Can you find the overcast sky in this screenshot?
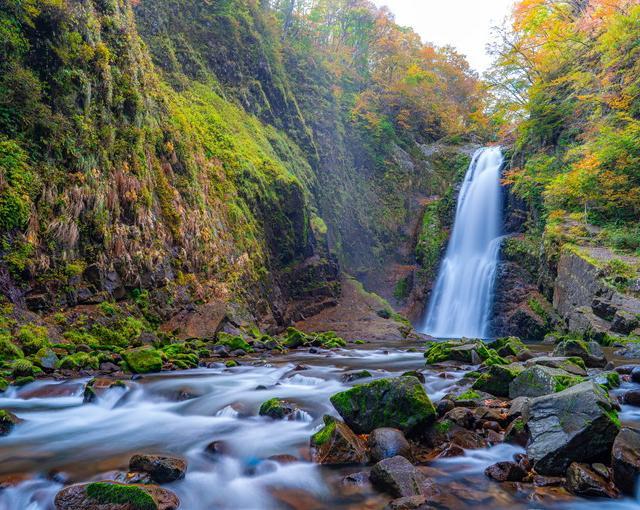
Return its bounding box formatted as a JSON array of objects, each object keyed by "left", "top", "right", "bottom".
[{"left": 372, "top": 0, "right": 516, "bottom": 73}]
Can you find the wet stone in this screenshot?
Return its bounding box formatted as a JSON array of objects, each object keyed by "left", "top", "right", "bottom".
[
  {"left": 370, "top": 456, "right": 427, "bottom": 498},
  {"left": 612, "top": 427, "right": 640, "bottom": 496},
  {"left": 485, "top": 461, "right": 527, "bottom": 482},
  {"left": 565, "top": 462, "right": 619, "bottom": 499},
  {"left": 368, "top": 428, "right": 412, "bottom": 462},
  {"left": 128, "top": 455, "right": 187, "bottom": 484}
]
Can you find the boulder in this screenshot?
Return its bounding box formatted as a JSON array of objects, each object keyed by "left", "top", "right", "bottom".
[
  {"left": 611, "top": 310, "right": 639, "bottom": 335},
  {"left": 128, "top": 455, "right": 187, "bottom": 484},
  {"left": 0, "top": 409, "right": 22, "bottom": 436},
  {"left": 553, "top": 339, "right": 606, "bottom": 368},
  {"left": 524, "top": 382, "right": 620, "bottom": 475},
  {"left": 472, "top": 364, "right": 523, "bottom": 397},
  {"left": 484, "top": 461, "right": 527, "bottom": 482},
  {"left": 631, "top": 366, "right": 640, "bottom": 384},
  {"left": 612, "top": 427, "right": 640, "bottom": 495},
  {"left": 509, "top": 365, "right": 583, "bottom": 399},
  {"left": 565, "top": 462, "right": 618, "bottom": 499},
  {"left": 383, "top": 495, "right": 436, "bottom": 510},
  {"left": 524, "top": 356, "right": 587, "bottom": 376},
  {"left": 424, "top": 340, "right": 505, "bottom": 366},
  {"left": 310, "top": 416, "right": 368, "bottom": 464},
  {"left": 368, "top": 428, "right": 412, "bottom": 462},
  {"left": 504, "top": 417, "right": 527, "bottom": 446},
  {"left": 54, "top": 482, "right": 179, "bottom": 510},
  {"left": 330, "top": 377, "right": 436, "bottom": 435},
  {"left": 258, "top": 398, "right": 300, "bottom": 420},
  {"left": 122, "top": 348, "right": 162, "bottom": 374},
  {"left": 443, "top": 407, "right": 475, "bottom": 429},
  {"left": 370, "top": 456, "right": 427, "bottom": 498}
]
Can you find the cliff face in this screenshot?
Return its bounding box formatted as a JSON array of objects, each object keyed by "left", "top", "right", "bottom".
[{"left": 1, "top": 0, "right": 484, "bottom": 328}]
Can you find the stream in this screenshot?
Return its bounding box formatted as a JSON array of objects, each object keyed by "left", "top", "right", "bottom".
[{"left": 1, "top": 347, "right": 639, "bottom": 509}]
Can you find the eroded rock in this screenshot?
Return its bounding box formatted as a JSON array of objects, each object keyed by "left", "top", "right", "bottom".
[{"left": 128, "top": 455, "right": 187, "bottom": 484}]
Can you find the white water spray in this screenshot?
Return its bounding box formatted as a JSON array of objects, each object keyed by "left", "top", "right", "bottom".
[{"left": 421, "top": 147, "right": 504, "bottom": 339}]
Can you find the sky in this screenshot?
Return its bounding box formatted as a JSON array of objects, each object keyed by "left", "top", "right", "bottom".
[{"left": 372, "top": 0, "right": 516, "bottom": 73}]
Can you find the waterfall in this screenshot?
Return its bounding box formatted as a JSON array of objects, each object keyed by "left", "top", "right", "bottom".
[{"left": 421, "top": 147, "right": 504, "bottom": 339}]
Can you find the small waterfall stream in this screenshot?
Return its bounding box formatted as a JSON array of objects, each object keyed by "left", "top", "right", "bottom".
[{"left": 421, "top": 147, "right": 504, "bottom": 339}]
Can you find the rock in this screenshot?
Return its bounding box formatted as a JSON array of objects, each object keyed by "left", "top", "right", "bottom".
[
  {"left": 553, "top": 339, "right": 606, "bottom": 368},
  {"left": 443, "top": 407, "right": 475, "bottom": 429},
  {"left": 472, "top": 364, "right": 523, "bottom": 397},
  {"left": 436, "top": 399, "right": 454, "bottom": 417},
  {"left": 631, "top": 366, "right": 640, "bottom": 384},
  {"left": 524, "top": 356, "right": 587, "bottom": 376},
  {"left": 34, "top": 348, "right": 59, "bottom": 370},
  {"left": 438, "top": 444, "right": 465, "bottom": 458},
  {"left": 159, "top": 301, "right": 227, "bottom": 341},
  {"left": 128, "top": 455, "right": 187, "bottom": 484},
  {"left": 329, "top": 377, "right": 436, "bottom": 435},
  {"left": 401, "top": 371, "right": 425, "bottom": 383},
  {"left": 533, "top": 475, "right": 565, "bottom": 487},
  {"left": 0, "top": 410, "right": 22, "bottom": 435},
  {"left": 204, "top": 440, "right": 228, "bottom": 457},
  {"left": 368, "top": 428, "right": 412, "bottom": 462},
  {"left": 504, "top": 417, "right": 527, "bottom": 446},
  {"left": 611, "top": 310, "right": 639, "bottom": 335},
  {"left": 524, "top": 382, "right": 620, "bottom": 475},
  {"left": 369, "top": 456, "right": 427, "bottom": 498},
  {"left": 54, "top": 482, "right": 179, "bottom": 510},
  {"left": 258, "top": 398, "right": 300, "bottom": 420},
  {"left": 615, "top": 364, "right": 639, "bottom": 375},
  {"left": 622, "top": 390, "right": 640, "bottom": 407},
  {"left": 612, "top": 427, "right": 640, "bottom": 495},
  {"left": 341, "top": 370, "right": 372, "bottom": 382},
  {"left": 473, "top": 406, "right": 507, "bottom": 426},
  {"left": 384, "top": 495, "right": 436, "bottom": 510},
  {"left": 565, "top": 462, "right": 619, "bottom": 499},
  {"left": 509, "top": 365, "right": 582, "bottom": 399},
  {"left": 424, "top": 340, "right": 504, "bottom": 365},
  {"left": 310, "top": 416, "right": 368, "bottom": 464},
  {"left": 122, "top": 348, "right": 162, "bottom": 374},
  {"left": 484, "top": 461, "right": 527, "bottom": 482},
  {"left": 616, "top": 343, "right": 640, "bottom": 359},
  {"left": 508, "top": 396, "right": 530, "bottom": 419}
]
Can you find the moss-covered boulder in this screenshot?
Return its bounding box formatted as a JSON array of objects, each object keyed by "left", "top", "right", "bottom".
[
  {"left": 472, "top": 364, "right": 524, "bottom": 397},
  {"left": 33, "top": 347, "right": 60, "bottom": 370},
  {"left": 424, "top": 340, "right": 506, "bottom": 366},
  {"left": 123, "top": 347, "right": 163, "bottom": 374},
  {"left": 488, "top": 337, "right": 527, "bottom": 358},
  {"left": 56, "top": 352, "right": 99, "bottom": 371},
  {"left": 553, "top": 338, "right": 607, "bottom": 368},
  {"left": 329, "top": 377, "right": 436, "bottom": 435},
  {"left": 310, "top": 415, "right": 368, "bottom": 465},
  {"left": 54, "top": 481, "right": 180, "bottom": 510},
  {"left": 258, "top": 398, "right": 300, "bottom": 420},
  {"left": 215, "top": 333, "right": 253, "bottom": 353},
  {"left": 509, "top": 365, "right": 584, "bottom": 399},
  {"left": 524, "top": 356, "right": 587, "bottom": 376},
  {"left": 0, "top": 409, "right": 22, "bottom": 435}
]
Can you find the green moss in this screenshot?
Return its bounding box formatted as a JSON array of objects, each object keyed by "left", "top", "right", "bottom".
[
  {"left": 11, "top": 358, "right": 34, "bottom": 377},
  {"left": 56, "top": 352, "right": 99, "bottom": 370},
  {"left": 472, "top": 364, "right": 523, "bottom": 397},
  {"left": 311, "top": 417, "right": 336, "bottom": 446},
  {"left": 13, "top": 376, "right": 34, "bottom": 386},
  {"left": 457, "top": 389, "right": 481, "bottom": 400},
  {"left": 122, "top": 347, "right": 162, "bottom": 374},
  {"left": 434, "top": 419, "right": 453, "bottom": 434},
  {"left": 488, "top": 337, "right": 526, "bottom": 357},
  {"left": 225, "top": 360, "right": 238, "bottom": 368},
  {"left": 0, "top": 378, "right": 8, "bottom": 392},
  {"left": 85, "top": 482, "right": 156, "bottom": 510},
  {"left": 0, "top": 332, "right": 23, "bottom": 361},
  {"left": 216, "top": 333, "right": 253, "bottom": 353},
  {"left": 16, "top": 324, "right": 49, "bottom": 355},
  {"left": 606, "top": 371, "right": 621, "bottom": 388},
  {"left": 354, "top": 340, "right": 365, "bottom": 345}
]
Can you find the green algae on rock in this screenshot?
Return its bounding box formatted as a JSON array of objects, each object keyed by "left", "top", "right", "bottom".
[
  {"left": 329, "top": 376, "right": 435, "bottom": 435},
  {"left": 123, "top": 347, "right": 163, "bottom": 374}
]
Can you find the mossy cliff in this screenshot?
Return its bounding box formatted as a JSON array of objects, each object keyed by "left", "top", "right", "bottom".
[{"left": 0, "top": 0, "right": 486, "bottom": 333}]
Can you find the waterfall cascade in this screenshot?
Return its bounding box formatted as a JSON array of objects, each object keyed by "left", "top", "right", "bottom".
[{"left": 421, "top": 147, "right": 504, "bottom": 339}]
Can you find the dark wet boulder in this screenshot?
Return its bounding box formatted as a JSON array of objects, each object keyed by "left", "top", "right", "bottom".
[
  {"left": 310, "top": 415, "right": 368, "bottom": 465},
  {"left": 631, "top": 366, "right": 640, "bottom": 384},
  {"left": 524, "top": 382, "right": 620, "bottom": 476},
  {"left": 553, "top": 339, "right": 606, "bottom": 368},
  {"left": 488, "top": 337, "right": 527, "bottom": 358},
  {"left": 484, "top": 461, "right": 527, "bottom": 482},
  {"left": 370, "top": 456, "right": 427, "bottom": 498},
  {"left": 565, "top": 462, "right": 619, "bottom": 499},
  {"left": 258, "top": 398, "right": 300, "bottom": 420},
  {"left": 504, "top": 417, "right": 527, "bottom": 446},
  {"left": 341, "top": 370, "right": 372, "bottom": 382},
  {"left": 436, "top": 399, "right": 454, "bottom": 417},
  {"left": 329, "top": 377, "right": 436, "bottom": 436},
  {"left": 509, "top": 365, "right": 583, "bottom": 399},
  {"left": 368, "top": 428, "right": 412, "bottom": 462},
  {"left": 128, "top": 455, "right": 187, "bottom": 484},
  {"left": 54, "top": 482, "right": 179, "bottom": 510},
  {"left": 472, "top": 364, "right": 523, "bottom": 397},
  {"left": 612, "top": 427, "right": 640, "bottom": 495},
  {"left": 0, "top": 409, "right": 22, "bottom": 435},
  {"left": 443, "top": 407, "right": 475, "bottom": 429},
  {"left": 524, "top": 356, "right": 587, "bottom": 376}
]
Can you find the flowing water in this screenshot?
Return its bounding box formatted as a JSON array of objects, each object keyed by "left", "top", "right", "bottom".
[
  {"left": 1, "top": 348, "right": 639, "bottom": 509},
  {"left": 421, "top": 147, "right": 505, "bottom": 339}
]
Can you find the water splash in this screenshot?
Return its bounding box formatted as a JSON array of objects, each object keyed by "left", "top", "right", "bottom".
[{"left": 421, "top": 147, "right": 504, "bottom": 339}]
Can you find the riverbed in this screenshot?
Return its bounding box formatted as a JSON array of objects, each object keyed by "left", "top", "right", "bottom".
[{"left": 0, "top": 347, "right": 639, "bottom": 510}]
